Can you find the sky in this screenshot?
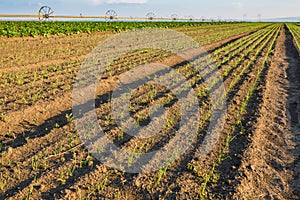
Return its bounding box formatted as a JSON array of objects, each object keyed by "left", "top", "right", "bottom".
[{"left": 0, "top": 0, "right": 299, "bottom": 20}]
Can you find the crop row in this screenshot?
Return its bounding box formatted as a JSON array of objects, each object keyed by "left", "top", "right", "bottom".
[
  {"left": 0, "top": 24, "right": 281, "bottom": 199},
  {"left": 194, "top": 23, "right": 269, "bottom": 45},
  {"left": 86, "top": 24, "right": 281, "bottom": 199},
  {"left": 197, "top": 25, "right": 281, "bottom": 199},
  {"left": 88, "top": 23, "right": 281, "bottom": 198},
  {"left": 0, "top": 21, "right": 251, "bottom": 38},
  {"left": 0, "top": 23, "right": 268, "bottom": 70},
  {"left": 0, "top": 24, "right": 277, "bottom": 145},
  {"left": 176, "top": 23, "right": 265, "bottom": 37},
  {"left": 0, "top": 24, "right": 270, "bottom": 115},
  {"left": 287, "top": 23, "right": 300, "bottom": 52},
  {"left": 128, "top": 24, "right": 281, "bottom": 199},
  {"left": 0, "top": 24, "right": 275, "bottom": 144},
  {"left": 59, "top": 24, "right": 280, "bottom": 198}
]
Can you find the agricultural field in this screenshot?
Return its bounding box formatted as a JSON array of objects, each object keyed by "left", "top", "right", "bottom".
[{"left": 0, "top": 21, "right": 300, "bottom": 200}]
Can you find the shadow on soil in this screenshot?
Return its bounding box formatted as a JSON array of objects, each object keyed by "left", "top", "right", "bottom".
[
  {"left": 1, "top": 28, "right": 269, "bottom": 199},
  {"left": 209, "top": 27, "right": 280, "bottom": 197},
  {"left": 210, "top": 24, "right": 300, "bottom": 199},
  {"left": 285, "top": 25, "right": 300, "bottom": 198}
]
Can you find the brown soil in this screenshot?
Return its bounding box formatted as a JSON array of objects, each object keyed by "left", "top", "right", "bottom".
[
  {"left": 3, "top": 24, "right": 300, "bottom": 200},
  {"left": 211, "top": 25, "right": 300, "bottom": 199}
]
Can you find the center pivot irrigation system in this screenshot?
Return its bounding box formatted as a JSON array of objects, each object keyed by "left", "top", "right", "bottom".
[{"left": 0, "top": 6, "right": 207, "bottom": 22}]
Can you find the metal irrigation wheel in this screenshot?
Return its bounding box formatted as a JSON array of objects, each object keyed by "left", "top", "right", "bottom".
[
  {"left": 146, "top": 12, "right": 156, "bottom": 20},
  {"left": 38, "top": 6, "right": 55, "bottom": 22},
  {"left": 171, "top": 14, "right": 178, "bottom": 21},
  {"left": 105, "top": 10, "right": 118, "bottom": 21},
  {"left": 188, "top": 15, "right": 194, "bottom": 21}
]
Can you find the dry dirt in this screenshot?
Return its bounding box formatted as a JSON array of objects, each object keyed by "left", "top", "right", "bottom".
[
  {"left": 212, "top": 25, "right": 300, "bottom": 200},
  {"left": 235, "top": 25, "right": 300, "bottom": 200},
  {"left": 1, "top": 24, "right": 300, "bottom": 200}
]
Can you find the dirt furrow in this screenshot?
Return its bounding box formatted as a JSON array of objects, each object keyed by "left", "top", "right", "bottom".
[
  {"left": 34, "top": 29, "right": 270, "bottom": 200},
  {"left": 230, "top": 25, "right": 300, "bottom": 199},
  {"left": 0, "top": 24, "right": 277, "bottom": 199},
  {"left": 0, "top": 27, "right": 262, "bottom": 138}
]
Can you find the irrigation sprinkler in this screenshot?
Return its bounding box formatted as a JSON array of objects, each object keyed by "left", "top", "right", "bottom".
[
  {"left": 188, "top": 15, "right": 194, "bottom": 21},
  {"left": 171, "top": 14, "right": 179, "bottom": 21},
  {"left": 0, "top": 6, "right": 205, "bottom": 22},
  {"left": 257, "top": 14, "right": 262, "bottom": 22},
  {"left": 243, "top": 14, "right": 247, "bottom": 22},
  {"left": 105, "top": 10, "right": 118, "bottom": 21},
  {"left": 146, "top": 12, "right": 156, "bottom": 20},
  {"left": 38, "top": 6, "right": 55, "bottom": 22}
]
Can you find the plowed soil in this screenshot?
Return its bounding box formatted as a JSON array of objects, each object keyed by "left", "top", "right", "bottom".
[
  {"left": 1, "top": 24, "right": 300, "bottom": 200},
  {"left": 212, "top": 25, "right": 300, "bottom": 200},
  {"left": 232, "top": 25, "right": 300, "bottom": 199}
]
